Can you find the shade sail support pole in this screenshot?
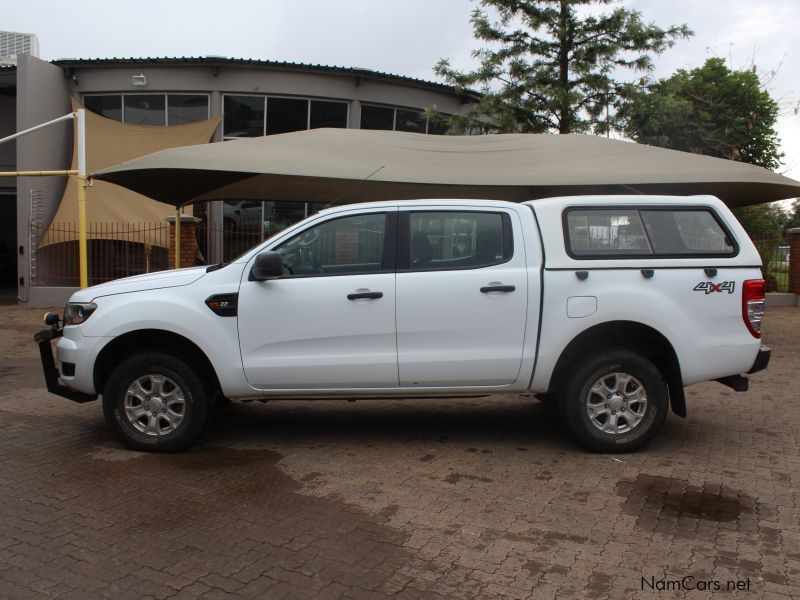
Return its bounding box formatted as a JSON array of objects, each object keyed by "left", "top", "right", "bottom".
[
  {"left": 0, "top": 113, "right": 76, "bottom": 146},
  {"left": 76, "top": 109, "right": 89, "bottom": 288},
  {"left": 0, "top": 170, "right": 78, "bottom": 177},
  {"left": 175, "top": 208, "right": 181, "bottom": 269}
]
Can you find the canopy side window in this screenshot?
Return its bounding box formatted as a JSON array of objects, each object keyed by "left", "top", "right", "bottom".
[{"left": 564, "top": 207, "right": 738, "bottom": 259}]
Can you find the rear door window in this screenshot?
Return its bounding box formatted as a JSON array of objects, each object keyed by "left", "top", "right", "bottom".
[{"left": 406, "top": 211, "right": 512, "bottom": 271}]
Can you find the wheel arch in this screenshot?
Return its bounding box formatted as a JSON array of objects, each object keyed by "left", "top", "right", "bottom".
[
  {"left": 93, "top": 329, "right": 222, "bottom": 397},
  {"left": 548, "top": 320, "right": 686, "bottom": 417}
]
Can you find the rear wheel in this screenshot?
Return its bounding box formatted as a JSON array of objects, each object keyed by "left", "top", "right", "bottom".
[
  {"left": 102, "top": 352, "right": 210, "bottom": 452},
  {"left": 561, "top": 349, "right": 667, "bottom": 453}
]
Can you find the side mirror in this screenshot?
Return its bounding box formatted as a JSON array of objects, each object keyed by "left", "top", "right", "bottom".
[{"left": 250, "top": 251, "right": 283, "bottom": 281}]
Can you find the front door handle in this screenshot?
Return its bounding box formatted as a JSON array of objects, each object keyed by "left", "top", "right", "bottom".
[
  {"left": 480, "top": 285, "right": 515, "bottom": 293},
  {"left": 347, "top": 291, "right": 383, "bottom": 300}
]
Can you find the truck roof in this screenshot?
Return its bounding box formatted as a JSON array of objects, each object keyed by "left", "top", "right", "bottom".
[{"left": 317, "top": 194, "right": 728, "bottom": 215}]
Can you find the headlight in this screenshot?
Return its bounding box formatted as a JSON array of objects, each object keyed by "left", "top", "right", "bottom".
[{"left": 64, "top": 302, "right": 97, "bottom": 325}]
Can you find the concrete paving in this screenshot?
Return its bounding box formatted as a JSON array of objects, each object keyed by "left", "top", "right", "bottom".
[{"left": 1, "top": 305, "right": 798, "bottom": 599}]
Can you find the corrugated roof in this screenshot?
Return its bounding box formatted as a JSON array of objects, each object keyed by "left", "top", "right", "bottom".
[{"left": 51, "top": 56, "right": 480, "bottom": 99}]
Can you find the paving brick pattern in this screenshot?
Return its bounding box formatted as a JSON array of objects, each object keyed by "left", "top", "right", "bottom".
[{"left": 1, "top": 305, "right": 799, "bottom": 599}]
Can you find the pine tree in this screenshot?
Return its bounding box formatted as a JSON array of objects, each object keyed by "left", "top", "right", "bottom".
[{"left": 434, "top": 0, "right": 691, "bottom": 134}]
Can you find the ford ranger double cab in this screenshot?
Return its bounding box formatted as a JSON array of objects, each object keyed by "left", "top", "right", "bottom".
[{"left": 35, "top": 195, "right": 770, "bottom": 453}]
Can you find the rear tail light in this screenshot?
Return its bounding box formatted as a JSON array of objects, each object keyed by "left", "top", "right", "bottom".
[{"left": 742, "top": 279, "right": 765, "bottom": 338}]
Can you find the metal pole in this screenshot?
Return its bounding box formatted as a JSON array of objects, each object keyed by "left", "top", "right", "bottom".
[
  {"left": 0, "top": 170, "right": 78, "bottom": 177},
  {"left": 76, "top": 109, "right": 89, "bottom": 288},
  {"left": 0, "top": 113, "right": 76, "bottom": 146},
  {"left": 175, "top": 209, "right": 181, "bottom": 269},
  {"left": 0, "top": 110, "right": 88, "bottom": 287}
]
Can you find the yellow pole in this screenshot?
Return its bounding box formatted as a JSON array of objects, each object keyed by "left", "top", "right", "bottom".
[
  {"left": 0, "top": 170, "right": 78, "bottom": 177},
  {"left": 76, "top": 109, "right": 88, "bottom": 288},
  {"left": 77, "top": 176, "right": 89, "bottom": 288},
  {"left": 175, "top": 209, "right": 181, "bottom": 269}
]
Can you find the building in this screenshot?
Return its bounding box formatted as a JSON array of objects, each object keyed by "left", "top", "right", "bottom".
[
  {"left": 0, "top": 30, "right": 40, "bottom": 66},
  {"left": 0, "top": 55, "right": 479, "bottom": 305}
]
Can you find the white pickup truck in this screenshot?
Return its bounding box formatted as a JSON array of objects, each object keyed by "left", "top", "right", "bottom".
[{"left": 36, "top": 195, "right": 770, "bottom": 453}]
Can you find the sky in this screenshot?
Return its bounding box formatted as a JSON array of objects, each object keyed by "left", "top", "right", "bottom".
[{"left": 5, "top": 0, "right": 800, "bottom": 195}]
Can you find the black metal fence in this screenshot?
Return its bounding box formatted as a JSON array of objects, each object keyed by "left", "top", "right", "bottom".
[
  {"left": 750, "top": 235, "right": 789, "bottom": 292},
  {"left": 31, "top": 222, "right": 170, "bottom": 286}
]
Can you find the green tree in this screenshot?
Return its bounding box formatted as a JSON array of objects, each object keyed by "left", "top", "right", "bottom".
[
  {"left": 787, "top": 199, "right": 800, "bottom": 229},
  {"left": 622, "top": 57, "right": 783, "bottom": 170},
  {"left": 621, "top": 57, "right": 785, "bottom": 238},
  {"left": 434, "top": 0, "right": 691, "bottom": 134}
]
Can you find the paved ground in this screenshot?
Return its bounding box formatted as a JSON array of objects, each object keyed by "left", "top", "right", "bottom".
[{"left": 1, "top": 305, "right": 799, "bottom": 599}]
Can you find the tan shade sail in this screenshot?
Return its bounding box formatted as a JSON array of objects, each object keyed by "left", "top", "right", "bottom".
[
  {"left": 92, "top": 128, "right": 800, "bottom": 208},
  {"left": 40, "top": 100, "right": 221, "bottom": 247}
]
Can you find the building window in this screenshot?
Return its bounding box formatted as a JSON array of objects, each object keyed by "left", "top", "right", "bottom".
[
  {"left": 360, "top": 104, "right": 448, "bottom": 134},
  {"left": 223, "top": 95, "right": 349, "bottom": 139},
  {"left": 223, "top": 95, "right": 265, "bottom": 137},
  {"left": 168, "top": 94, "right": 211, "bottom": 125},
  {"left": 83, "top": 93, "right": 209, "bottom": 125},
  {"left": 310, "top": 100, "right": 348, "bottom": 129},
  {"left": 360, "top": 105, "right": 394, "bottom": 130},
  {"left": 267, "top": 97, "right": 308, "bottom": 135},
  {"left": 396, "top": 109, "right": 426, "bottom": 133},
  {"left": 84, "top": 95, "right": 122, "bottom": 121},
  {"left": 124, "top": 94, "right": 165, "bottom": 126}
]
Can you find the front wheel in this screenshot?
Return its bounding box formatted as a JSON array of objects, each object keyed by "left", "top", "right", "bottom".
[
  {"left": 561, "top": 349, "right": 667, "bottom": 453},
  {"left": 102, "top": 352, "right": 210, "bottom": 452}
]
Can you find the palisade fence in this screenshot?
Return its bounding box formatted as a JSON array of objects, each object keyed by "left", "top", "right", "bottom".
[
  {"left": 750, "top": 234, "right": 789, "bottom": 292},
  {"left": 30, "top": 222, "right": 171, "bottom": 286},
  {"left": 29, "top": 222, "right": 271, "bottom": 286},
  {"left": 195, "top": 223, "right": 266, "bottom": 264}
]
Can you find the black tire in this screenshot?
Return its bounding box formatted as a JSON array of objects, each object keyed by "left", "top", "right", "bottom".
[
  {"left": 102, "top": 352, "right": 210, "bottom": 452},
  {"left": 561, "top": 349, "right": 667, "bottom": 453}
]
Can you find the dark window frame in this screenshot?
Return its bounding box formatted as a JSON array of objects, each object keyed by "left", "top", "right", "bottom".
[
  {"left": 562, "top": 205, "right": 739, "bottom": 260},
  {"left": 397, "top": 210, "right": 514, "bottom": 272},
  {"left": 268, "top": 211, "right": 397, "bottom": 279}
]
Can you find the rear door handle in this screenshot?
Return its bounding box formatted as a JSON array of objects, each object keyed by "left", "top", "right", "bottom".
[
  {"left": 480, "top": 285, "right": 515, "bottom": 293},
  {"left": 347, "top": 291, "right": 383, "bottom": 300}
]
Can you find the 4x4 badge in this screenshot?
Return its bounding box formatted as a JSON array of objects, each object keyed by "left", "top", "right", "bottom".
[{"left": 693, "top": 281, "right": 735, "bottom": 294}]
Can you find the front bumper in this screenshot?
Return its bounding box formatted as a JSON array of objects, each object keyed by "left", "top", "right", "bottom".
[{"left": 34, "top": 328, "right": 97, "bottom": 403}]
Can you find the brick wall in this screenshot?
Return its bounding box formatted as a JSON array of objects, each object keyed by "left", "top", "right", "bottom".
[
  {"left": 789, "top": 229, "right": 800, "bottom": 295},
  {"left": 167, "top": 220, "right": 201, "bottom": 269}
]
